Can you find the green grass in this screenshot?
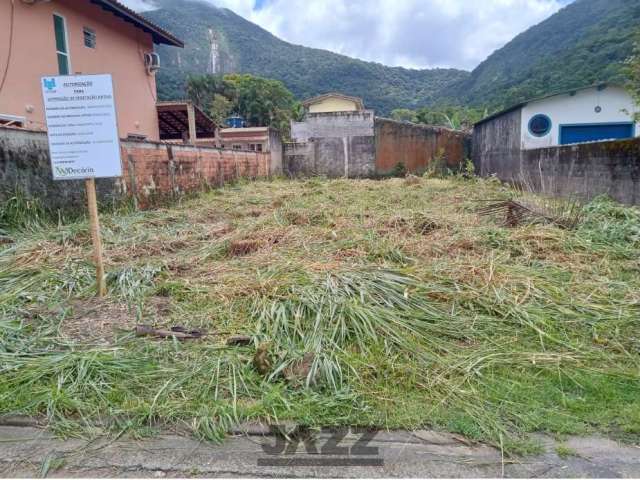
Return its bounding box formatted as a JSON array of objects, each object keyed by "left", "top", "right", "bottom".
[{"left": 0, "top": 177, "right": 639, "bottom": 454}]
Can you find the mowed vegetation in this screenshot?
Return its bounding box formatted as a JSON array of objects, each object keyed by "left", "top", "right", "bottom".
[{"left": 1, "top": 177, "right": 639, "bottom": 453}]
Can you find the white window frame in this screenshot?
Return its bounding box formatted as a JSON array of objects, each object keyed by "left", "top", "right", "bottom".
[{"left": 53, "top": 13, "right": 72, "bottom": 75}]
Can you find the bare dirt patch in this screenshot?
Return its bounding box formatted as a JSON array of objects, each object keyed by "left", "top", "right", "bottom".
[
  {"left": 61, "top": 299, "right": 133, "bottom": 345},
  {"left": 60, "top": 296, "right": 173, "bottom": 344}
]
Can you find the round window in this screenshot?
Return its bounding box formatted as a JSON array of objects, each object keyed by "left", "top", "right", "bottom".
[{"left": 528, "top": 114, "right": 552, "bottom": 137}]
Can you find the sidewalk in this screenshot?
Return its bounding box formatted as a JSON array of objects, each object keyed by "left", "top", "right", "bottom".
[{"left": 1, "top": 424, "right": 639, "bottom": 478}]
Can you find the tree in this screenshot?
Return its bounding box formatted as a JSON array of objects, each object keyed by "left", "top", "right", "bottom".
[
  {"left": 185, "top": 75, "right": 228, "bottom": 112},
  {"left": 390, "top": 109, "right": 418, "bottom": 123},
  {"left": 209, "top": 94, "right": 234, "bottom": 125},
  {"left": 232, "top": 75, "right": 296, "bottom": 134},
  {"left": 185, "top": 73, "right": 297, "bottom": 136},
  {"left": 414, "top": 105, "right": 485, "bottom": 131},
  {"left": 625, "top": 33, "right": 640, "bottom": 121}
]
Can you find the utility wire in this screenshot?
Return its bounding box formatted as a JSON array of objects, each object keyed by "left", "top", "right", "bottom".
[{"left": 0, "top": 0, "right": 15, "bottom": 95}]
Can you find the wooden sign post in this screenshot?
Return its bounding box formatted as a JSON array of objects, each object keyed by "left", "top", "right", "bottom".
[
  {"left": 41, "top": 74, "right": 123, "bottom": 297},
  {"left": 85, "top": 179, "right": 107, "bottom": 297}
]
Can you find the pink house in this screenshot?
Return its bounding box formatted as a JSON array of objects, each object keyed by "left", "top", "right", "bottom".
[{"left": 0, "top": 0, "right": 183, "bottom": 141}]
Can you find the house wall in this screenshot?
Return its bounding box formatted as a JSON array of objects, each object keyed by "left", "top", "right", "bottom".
[
  {"left": 0, "top": 126, "right": 270, "bottom": 211},
  {"left": 220, "top": 130, "right": 269, "bottom": 151},
  {"left": 521, "top": 86, "right": 639, "bottom": 150},
  {"left": 472, "top": 108, "right": 522, "bottom": 176},
  {"left": 0, "top": 0, "right": 160, "bottom": 140},
  {"left": 375, "top": 119, "right": 471, "bottom": 174},
  {"left": 219, "top": 128, "right": 283, "bottom": 175},
  {"left": 291, "top": 111, "right": 375, "bottom": 143},
  {"left": 307, "top": 97, "right": 360, "bottom": 114}
]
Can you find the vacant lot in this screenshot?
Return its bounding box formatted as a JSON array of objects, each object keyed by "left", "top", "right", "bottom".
[{"left": 1, "top": 177, "right": 639, "bottom": 453}]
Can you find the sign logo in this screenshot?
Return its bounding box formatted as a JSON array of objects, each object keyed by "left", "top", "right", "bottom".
[
  {"left": 55, "top": 166, "right": 96, "bottom": 177},
  {"left": 43, "top": 78, "right": 56, "bottom": 91}
]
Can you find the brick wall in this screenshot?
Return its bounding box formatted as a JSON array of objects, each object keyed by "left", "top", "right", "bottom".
[
  {"left": 121, "top": 141, "right": 270, "bottom": 207},
  {"left": 0, "top": 126, "right": 270, "bottom": 211}
]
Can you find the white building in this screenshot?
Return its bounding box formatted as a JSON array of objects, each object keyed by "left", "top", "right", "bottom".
[{"left": 475, "top": 84, "right": 639, "bottom": 151}]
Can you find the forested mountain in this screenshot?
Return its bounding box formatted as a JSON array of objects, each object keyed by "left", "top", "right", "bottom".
[
  {"left": 446, "top": 0, "right": 640, "bottom": 110},
  {"left": 142, "top": 0, "right": 468, "bottom": 114},
  {"left": 141, "top": 0, "right": 640, "bottom": 114}
]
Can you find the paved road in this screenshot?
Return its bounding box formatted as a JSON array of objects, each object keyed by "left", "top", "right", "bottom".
[{"left": 1, "top": 424, "right": 639, "bottom": 478}]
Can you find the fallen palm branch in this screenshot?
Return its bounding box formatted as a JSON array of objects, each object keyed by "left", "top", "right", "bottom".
[{"left": 476, "top": 198, "right": 582, "bottom": 229}]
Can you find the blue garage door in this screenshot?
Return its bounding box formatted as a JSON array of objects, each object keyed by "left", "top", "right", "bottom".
[{"left": 560, "top": 123, "right": 634, "bottom": 145}]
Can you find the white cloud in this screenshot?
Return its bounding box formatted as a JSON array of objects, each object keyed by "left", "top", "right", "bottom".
[{"left": 123, "top": 0, "right": 569, "bottom": 70}]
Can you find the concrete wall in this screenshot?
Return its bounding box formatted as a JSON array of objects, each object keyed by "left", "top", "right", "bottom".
[
  {"left": 472, "top": 108, "right": 522, "bottom": 177},
  {"left": 268, "top": 128, "right": 283, "bottom": 175},
  {"left": 521, "top": 86, "right": 639, "bottom": 150},
  {"left": 291, "top": 111, "right": 375, "bottom": 143},
  {"left": 283, "top": 142, "right": 315, "bottom": 177},
  {"left": 0, "top": 126, "right": 270, "bottom": 211},
  {"left": 475, "top": 133, "right": 640, "bottom": 205},
  {"left": 375, "top": 118, "right": 471, "bottom": 174},
  {"left": 0, "top": 0, "right": 162, "bottom": 140},
  {"left": 285, "top": 116, "right": 470, "bottom": 178},
  {"left": 283, "top": 137, "right": 375, "bottom": 178}
]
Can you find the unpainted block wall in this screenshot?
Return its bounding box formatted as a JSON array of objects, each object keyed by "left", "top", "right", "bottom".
[
  {"left": 283, "top": 142, "right": 316, "bottom": 177},
  {"left": 375, "top": 119, "right": 471, "bottom": 174},
  {"left": 518, "top": 139, "right": 640, "bottom": 205},
  {"left": 0, "top": 126, "right": 271, "bottom": 211},
  {"left": 291, "top": 111, "right": 375, "bottom": 142},
  {"left": 284, "top": 117, "right": 470, "bottom": 178},
  {"left": 471, "top": 109, "right": 522, "bottom": 177},
  {"left": 472, "top": 115, "right": 640, "bottom": 205},
  {"left": 284, "top": 137, "right": 376, "bottom": 178}
]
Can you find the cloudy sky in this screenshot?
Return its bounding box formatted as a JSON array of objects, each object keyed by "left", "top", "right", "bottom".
[{"left": 125, "top": 0, "right": 574, "bottom": 71}]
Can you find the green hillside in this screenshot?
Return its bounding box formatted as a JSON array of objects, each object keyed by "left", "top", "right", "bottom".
[
  {"left": 143, "top": 0, "right": 640, "bottom": 114},
  {"left": 448, "top": 0, "right": 640, "bottom": 110},
  {"left": 142, "top": 0, "right": 468, "bottom": 114}
]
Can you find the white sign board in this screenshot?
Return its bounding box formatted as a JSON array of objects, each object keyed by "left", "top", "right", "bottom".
[{"left": 41, "top": 74, "right": 122, "bottom": 180}]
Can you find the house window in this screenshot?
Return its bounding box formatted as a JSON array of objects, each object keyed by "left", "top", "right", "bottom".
[
  {"left": 249, "top": 144, "right": 256, "bottom": 151},
  {"left": 256, "top": 144, "right": 263, "bottom": 152},
  {"left": 53, "top": 14, "right": 70, "bottom": 75},
  {"left": 528, "top": 114, "right": 552, "bottom": 137},
  {"left": 232, "top": 144, "right": 242, "bottom": 150},
  {"left": 83, "top": 27, "right": 96, "bottom": 49}
]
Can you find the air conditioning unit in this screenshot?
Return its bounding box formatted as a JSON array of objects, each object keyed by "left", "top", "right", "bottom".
[{"left": 144, "top": 52, "right": 161, "bottom": 75}]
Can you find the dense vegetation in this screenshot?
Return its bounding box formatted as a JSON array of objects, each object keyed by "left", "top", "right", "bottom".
[
  {"left": 390, "top": 106, "right": 487, "bottom": 131},
  {"left": 446, "top": 0, "right": 640, "bottom": 110},
  {"left": 186, "top": 74, "right": 300, "bottom": 134},
  {"left": 143, "top": 0, "right": 640, "bottom": 116},
  {"left": 626, "top": 33, "right": 640, "bottom": 121}
]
